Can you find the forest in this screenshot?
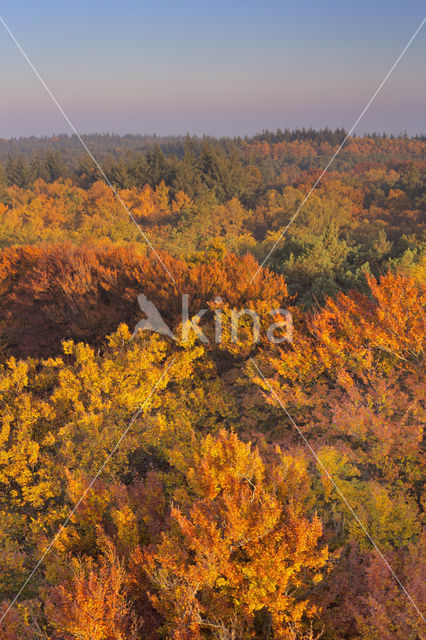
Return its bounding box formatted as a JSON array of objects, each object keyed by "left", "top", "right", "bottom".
[{"left": 0, "top": 129, "right": 424, "bottom": 640}]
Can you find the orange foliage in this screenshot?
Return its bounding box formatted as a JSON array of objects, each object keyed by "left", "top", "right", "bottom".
[
  {"left": 0, "top": 243, "right": 289, "bottom": 358},
  {"left": 45, "top": 547, "right": 139, "bottom": 640},
  {"left": 139, "top": 430, "right": 328, "bottom": 640}
]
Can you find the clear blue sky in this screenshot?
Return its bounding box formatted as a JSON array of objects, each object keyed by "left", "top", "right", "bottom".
[{"left": 0, "top": 0, "right": 425, "bottom": 138}]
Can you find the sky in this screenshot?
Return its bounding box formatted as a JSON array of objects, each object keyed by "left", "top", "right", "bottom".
[{"left": 0, "top": 0, "right": 425, "bottom": 139}]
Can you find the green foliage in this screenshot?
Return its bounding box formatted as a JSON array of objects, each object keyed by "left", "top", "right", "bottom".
[{"left": 0, "top": 131, "right": 424, "bottom": 640}]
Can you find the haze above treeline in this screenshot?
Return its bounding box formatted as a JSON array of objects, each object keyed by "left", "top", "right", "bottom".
[{"left": 1, "top": 127, "right": 425, "bottom": 158}]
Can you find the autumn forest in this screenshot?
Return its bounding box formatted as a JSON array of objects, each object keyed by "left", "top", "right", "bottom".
[{"left": 0, "top": 130, "right": 424, "bottom": 640}]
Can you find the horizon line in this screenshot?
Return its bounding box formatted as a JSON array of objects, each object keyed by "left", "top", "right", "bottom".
[{"left": 1, "top": 127, "right": 425, "bottom": 143}]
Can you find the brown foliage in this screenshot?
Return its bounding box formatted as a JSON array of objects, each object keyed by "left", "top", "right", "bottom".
[{"left": 0, "top": 243, "right": 288, "bottom": 358}]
